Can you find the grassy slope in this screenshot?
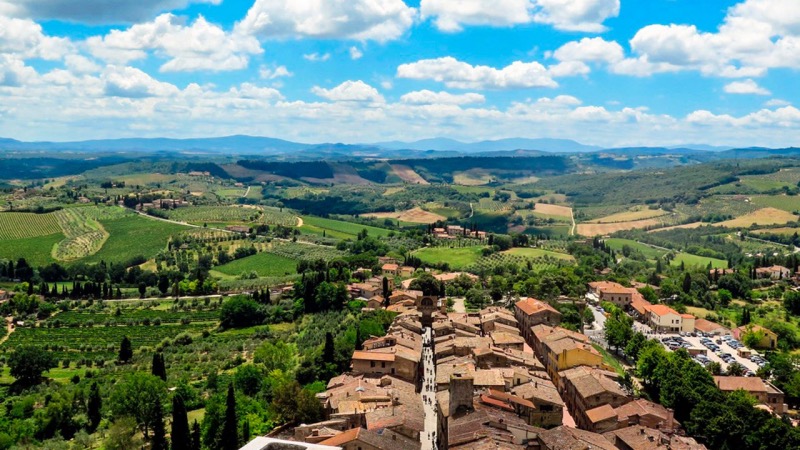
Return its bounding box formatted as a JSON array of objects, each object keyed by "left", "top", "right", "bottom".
[
  {"left": 83, "top": 215, "right": 189, "bottom": 264},
  {"left": 503, "top": 247, "right": 575, "bottom": 261},
  {"left": 300, "top": 216, "right": 392, "bottom": 239},
  {"left": 671, "top": 253, "right": 728, "bottom": 269},
  {"left": 214, "top": 252, "right": 299, "bottom": 278},
  {"left": 604, "top": 238, "right": 666, "bottom": 259},
  {"left": 413, "top": 246, "right": 484, "bottom": 269},
  {"left": 0, "top": 233, "right": 63, "bottom": 266}
]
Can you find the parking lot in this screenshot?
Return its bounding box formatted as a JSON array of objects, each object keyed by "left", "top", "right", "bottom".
[
  {"left": 657, "top": 333, "right": 764, "bottom": 375},
  {"left": 585, "top": 297, "right": 763, "bottom": 375}
]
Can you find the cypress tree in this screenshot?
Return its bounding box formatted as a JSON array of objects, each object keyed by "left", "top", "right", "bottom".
[
  {"left": 221, "top": 384, "right": 238, "bottom": 450},
  {"left": 171, "top": 395, "right": 191, "bottom": 450},
  {"left": 355, "top": 325, "right": 362, "bottom": 351},
  {"left": 87, "top": 381, "right": 102, "bottom": 431},
  {"left": 191, "top": 420, "right": 201, "bottom": 450},
  {"left": 152, "top": 353, "right": 167, "bottom": 381},
  {"left": 323, "top": 332, "right": 335, "bottom": 363},
  {"left": 242, "top": 419, "right": 251, "bottom": 443},
  {"left": 151, "top": 398, "right": 168, "bottom": 450},
  {"left": 118, "top": 336, "right": 133, "bottom": 363}
]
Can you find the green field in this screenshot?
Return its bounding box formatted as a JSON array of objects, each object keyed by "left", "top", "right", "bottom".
[
  {"left": 1, "top": 323, "right": 212, "bottom": 361},
  {"left": 82, "top": 215, "right": 189, "bottom": 264},
  {"left": 604, "top": 238, "right": 666, "bottom": 259},
  {"left": 166, "top": 206, "right": 262, "bottom": 224},
  {"left": 503, "top": 247, "right": 575, "bottom": 261},
  {"left": 413, "top": 246, "right": 484, "bottom": 269},
  {"left": 0, "top": 233, "right": 62, "bottom": 266},
  {"left": 214, "top": 252, "right": 299, "bottom": 278},
  {"left": 671, "top": 252, "right": 728, "bottom": 269},
  {"left": 300, "top": 216, "right": 392, "bottom": 239},
  {"left": 750, "top": 195, "right": 800, "bottom": 213},
  {"left": 0, "top": 211, "right": 61, "bottom": 239}
]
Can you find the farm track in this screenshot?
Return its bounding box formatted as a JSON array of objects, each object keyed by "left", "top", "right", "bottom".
[
  {"left": 570, "top": 209, "right": 576, "bottom": 236},
  {"left": 0, "top": 318, "right": 14, "bottom": 346}
]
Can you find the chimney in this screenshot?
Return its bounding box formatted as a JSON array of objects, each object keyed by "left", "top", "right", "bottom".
[{"left": 449, "top": 373, "right": 474, "bottom": 415}]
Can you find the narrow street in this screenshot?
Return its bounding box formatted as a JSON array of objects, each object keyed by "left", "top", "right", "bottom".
[{"left": 421, "top": 327, "right": 438, "bottom": 450}]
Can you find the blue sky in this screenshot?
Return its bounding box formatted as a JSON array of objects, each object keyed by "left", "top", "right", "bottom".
[{"left": 0, "top": 0, "right": 798, "bottom": 147}]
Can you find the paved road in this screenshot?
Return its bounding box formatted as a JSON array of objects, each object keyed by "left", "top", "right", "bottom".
[
  {"left": 421, "top": 327, "right": 438, "bottom": 450},
  {"left": 451, "top": 297, "right": 466, "bottom": 313}
]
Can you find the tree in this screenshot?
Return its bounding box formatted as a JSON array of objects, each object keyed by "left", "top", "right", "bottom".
[
  {"left": 234, "top": 364, "right": 263, "bottom": 397},
  {"left": 706, "top": 361, "right": 722, "bottom": 375},
  {"left": 784, "top": 290, "right": 800, "bottom": 315},
  {"left": 743, "top": 328, "right": 766, "bottom": 349},
  {"left": 221, "top": 384, "right": 238, "bottom": 450},
  {"left": 624, "top": 332, "right": 647, "bottom": 362},
  {"left": 118, "top": 336, "right": 133, "bottom": 363},
  {"left": 105, "top": 417, "right": 143, "bottom": 450},
  {"left": 171, "top": 394, "right": 191, "bottom": 450},
  {"left": 727, "top": 362, "right": 746, "bottom": 376},
  {"left": 191, "top": 420, "right": 201, "bottom": 450},
  {"left": 717, "top": 289, "right": 733, "bottom": 307},
  {"left": 110, "top": 373, "right": 166, "bottom": 439},
  {"left": 88, "top": 381, "right": 103, "bottom": 431},
  {"left": 8, "top": 345, "right": 55, "bottom": 387},
  {"left": 408, "top": 272, "right": 444, "bottom": 297},
  {"left": 219, "top": 297, "right": 265, "bottom": 328},
  {"left": 682, "top": 272, "right": 692, "bottom": 294},
  {"left": 605, "top": 310, "right": 634, "bottom": 353},
  {"left": 152, "top": 353, "right": 167, "bottom": 381},
  {"left": 323, "top": 332, "right": 335, "bottom": 363},
  {"left": 151, "top": 397, "right": 168, "bottom": 450},
  {"left": 253, "top": 341, "right": 296, "bottom": 373}
]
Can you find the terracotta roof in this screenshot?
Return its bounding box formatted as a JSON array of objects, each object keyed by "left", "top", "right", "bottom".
[
  {"left": 681, "top": 313, "right": 695, "bottom": 319},
  {"left": 694, "top": 318, "right": 727, "bottom": 333},
  {"left": 614, "top": 399, "right": 673, "bottom": 424},
  {"left": 382, "top": 263, "right": 399, "bottom": 271},
  {"left": 515, "top": 297, "right": 560, "bottom": 316},
  {"left": 319, "top": 427, "right": 420, "bottom": 450},
  {"left": 647, "top": 304, "right": 679, "bottom": 317},
  {"left": 713, "top": 376, "right": 777, "bottom": 394},
  {"left": 586, "top": 404, "right": 617, "bottom": 424},
  {"left": 490, "top": 332, "right": 525, "bottom": 345},
  {"left": 512, "top": 379, "right": 564, "bottom": 406},
  {"left": 734, "top": 324, "right": 776, "bottom": 336},
  {"left": 352, "top": 350, "right": 395, "bottom": 362},
  {"left": 630, "top": 294, "right": 652, "bottom": 315},
  {"left": 540, "top": 426, "right": 618, "bottom": 450},
  {"left": 604, "top": 426, "right": 707, "bottom": 450}
]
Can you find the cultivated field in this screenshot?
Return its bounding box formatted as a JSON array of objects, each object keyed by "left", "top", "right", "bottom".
[
  {"left": 753, "top": 227, "right": 800, "bottom": 236},
  {"left": 587, "top": 207, "right": 668, "bottom": 223},
  {"left": 714, "top": 208, "right": 798, "bottom": 228},
  {"left": 362, "top": 207, "right": 446, "bottom": 224},
  {"left": 533, "top": 203, "right": 573, "bottom": 218},
  {"left": 214, "top": 252, "right": 299, "bottom": 278},
  {"left": 671, "top": 253, "right": 728, "bottom": 269},
  {"left": 166, "top": 206, "right": 262, "bottom": 224},
  {"left": 391, "top": 164, "right": 429, "bottom": 184},
  {"left": 0, "top": 212, "right": 61, "bottom": 239},
  {"left": 502, "top": 247, "right": 574, "bottom": 261},
  {"left": 82, "top": 215, "right": 189, "bottom": 264},
  {"left": 413, "top": 246, "right": 484, "bottom": 269},
  {"left": 604, "top": 238, "right": 665, "bottom": 259},
  {"left": 52, "top": 208, "right": 109, "bottom": 261},
  {"left": 453, "top": 170, "right": 493, "bottom": 186},
  {"left": 301, "top": 216, "right": 392, "bottom": 239},
  {"left": 576, "top": 218, "right": 663, "bottom": 236},
  {"left": 648, "top": 222, "right": 707, "bottom": 233},
  {"left": 749, "top": 195, "right": 800, "bottom": 213}
]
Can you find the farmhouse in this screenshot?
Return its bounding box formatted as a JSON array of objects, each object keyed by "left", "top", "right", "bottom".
[
  {"left": 588, "top": 281, "right": 633, "bottom": 308},
  {"left": 713, "top": 376, "right": 786, "bottom": 414},
  {"left": 381, "top": 263, "right": 399, "bottom": 276},
  {"left": 755, "top": 265, "right": 791, "bottom": 280},
  {"left": 732, "top": 324, "right": 778, "bottom": 349},
  {"left": 694, "top": 318, "right": 728, "bottom": 335}
]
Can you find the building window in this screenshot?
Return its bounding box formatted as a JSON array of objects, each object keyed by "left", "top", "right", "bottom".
[
  {"left": 371, "top": 361, "right": 375, "bottom": 368},
  {"left": 382, "top": 362, "right": 386, "bottom": 368}
]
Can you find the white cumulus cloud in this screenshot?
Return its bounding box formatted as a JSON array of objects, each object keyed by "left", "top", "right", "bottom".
[
  {"left": 397, "top": 56, "right": 558, "bottom": 89},
  {"left": 236, "top": 0, "right": 416, "bottom": 43},
  {"left": 724, "top": 79, "right": 771, "bottom": 95},
  {"left": 87, "top": 14, "right": 262, "bottom": 72},
  {"left": 311, "top": 80, "right": 385, "bottom": 102},
  {"left": 400, "top": 90, "right": 485, "bottom": 105},
  {"left": 421, "top": 0, "right": 619, "bottom": 32}
]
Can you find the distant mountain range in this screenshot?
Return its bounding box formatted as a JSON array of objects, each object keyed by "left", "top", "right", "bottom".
[{"left": 0, "top": 135, "right": 792, "bottom": 158}]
